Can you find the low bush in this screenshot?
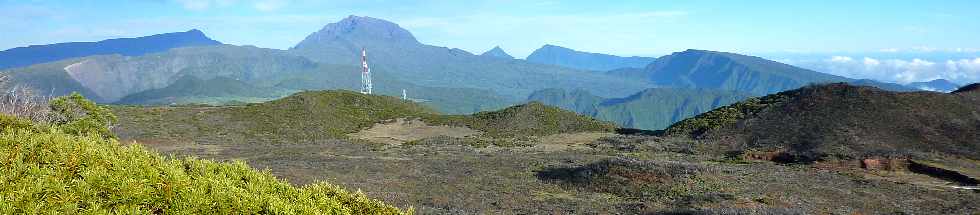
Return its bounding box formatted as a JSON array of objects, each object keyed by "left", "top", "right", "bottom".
[
  {"left": 0, "top": 94, "right": 409, "bottom": 214},
  {"left": 49, "top": 92, "right": 118, "bottom": 139},
  {"left": 536, "top": 158, "right": 732, "bottom": 207}
]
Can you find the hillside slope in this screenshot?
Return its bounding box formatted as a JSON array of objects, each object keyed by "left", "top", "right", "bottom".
[
  {"left": 116, "top": 76, "right": 291, "bottom": 105},
  {"left": 0, "top": 60, "right": 106, "bottom": 102},
  {"left": 429, "top": 102, "right": 617, "bottom": 138},
  {"left": 667, "top": 83, "right": 980, "bottom": 162},
  {"left": 113, "top": 90, "right": 611, "bottom": 145},
  {"left": 528, "top": 88, "right": 751, "bottom": 130},
  {"left": 0, "top": 29, "right": 221, "bottom": 70}
]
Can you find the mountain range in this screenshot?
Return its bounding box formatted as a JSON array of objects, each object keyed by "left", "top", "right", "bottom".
[
  {"left": 0, "top": 29, "right": 221, "bottom": 70},
  {"left": 288, "top": 16, "right": 652, "bottom": 99},
  {"left": 525, "top": 44, "right": 656, "bottom": 71},
  {"left": 0, "top": 15, "right": 958, "bottom": 126}
]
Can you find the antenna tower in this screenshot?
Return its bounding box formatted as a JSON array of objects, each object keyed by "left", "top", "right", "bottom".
[{"left": 360, "top": 48, "right": 373, "bottom": 94}]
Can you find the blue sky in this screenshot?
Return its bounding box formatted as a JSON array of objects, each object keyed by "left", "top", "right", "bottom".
[
  {"left": 2, "top": 0, "right": 978, "bottom": 57},
  {"left": 2, "top": 0, "right": 979, "bottom": 84}
]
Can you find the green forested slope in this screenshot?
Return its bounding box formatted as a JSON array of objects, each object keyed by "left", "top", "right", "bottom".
[{"left": 528, "top": 88, "right": 751, "bottom": 130}]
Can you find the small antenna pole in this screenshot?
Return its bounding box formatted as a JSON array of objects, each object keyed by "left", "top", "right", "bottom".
[{"left": 360, "top": 48, "right": 373, "bottom": 94}]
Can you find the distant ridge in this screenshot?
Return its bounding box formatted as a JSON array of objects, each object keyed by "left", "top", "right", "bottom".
[
  {"left": 908, "top": 79, "right": 961, "bottom": 92},
  {"left": 625, "top": 49, "right": 849, "bottom": 95},
  {"left": 0, "top": 29, "right": 222, "bottom": 69},
  {"left": 528, "top": 88, "right": 750, "bottom": 130},
  {"left": 526, "top": 44, "right": 655, "bottom": 71}
]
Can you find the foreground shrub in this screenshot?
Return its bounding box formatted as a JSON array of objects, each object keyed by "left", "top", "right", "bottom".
[
  {"left": 0, "top": 116, "right": 408, "bottom": 214},
  {"left": 48, "top": 92, "right": 118, "bottom": 139}
]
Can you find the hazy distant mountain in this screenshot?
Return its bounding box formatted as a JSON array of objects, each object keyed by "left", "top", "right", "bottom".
[
  {"left": 907, "top": 79, "right": 961, "bottom": 92},
  {"left": 289, "top": 15, "right": 653, "bottom": 99},
  {"left": 5, "top": 45, "right": 316, "bottom": 102},
  {"left": 848, "top": 79, "right": 919, "bottom": 92},
  {"left": 525, "top": 45, "right": 656, "bottom": 71},
  {"left": 480, "top": 46, "right": 514, "bottom": 59},
  {"left": 1, "top": 44, "right": 512, "bottom": 113},
  {"left": 615, "top": 49, "right": 850, "bottom": 96},
  {"left": 0, "top": 59, "right": 106, "bottom": 102},
  {"left": 0, "top": 29, "right": 221, "bottom": 70},
  {"left": 528, "top": 88, "right": 751, "bottom": 130}
]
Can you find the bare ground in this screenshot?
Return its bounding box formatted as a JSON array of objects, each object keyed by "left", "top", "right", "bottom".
[
  {"left": 128, "top": 135, "right": 979, "bottom": 214},
  {"left": 349, "top": 118, "right": 481, "bottom": 144}
]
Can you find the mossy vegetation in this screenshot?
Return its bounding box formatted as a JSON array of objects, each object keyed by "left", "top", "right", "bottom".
[
  {"left": 114, "top": 91, "right": 617, "bottom": 145},
  {"left": 536, "top": 158, "right": 734, "bottom": 208},
  {"left": 231, "top": 90, "right": 438, "bottom": 141},
  {"left": 667, "top": 83, "right": 980, "bottom": 163},
  {"left": 425, "top": 102, "right": 617, "bottom": 138},
  {"left": 0, "top": 94, "right": 408, "bottom": 214}
]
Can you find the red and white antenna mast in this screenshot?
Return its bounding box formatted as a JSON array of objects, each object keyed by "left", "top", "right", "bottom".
[{"left": 360, "top": 48, "right": 373, "bottom": 94}]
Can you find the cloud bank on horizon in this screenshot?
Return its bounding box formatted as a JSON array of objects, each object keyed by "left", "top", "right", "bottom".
[{"left": 783, "top": 56, "right": 980, "bottom": 85}]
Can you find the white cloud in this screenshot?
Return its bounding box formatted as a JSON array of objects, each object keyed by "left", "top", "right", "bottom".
[
  {"left": 874, "top": 47, "right": 979, "bottom": 53},
  {"left": 829, "top": 56, "right": 853, "bottom": 63},
  {"left": 862, "top": 57, "right": 880, "bottom": 67},
  {"left": 793, "top": 56, "right": 980, "bottom": 85}
]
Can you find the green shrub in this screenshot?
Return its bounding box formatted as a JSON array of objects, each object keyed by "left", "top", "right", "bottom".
[
  {"left": 0, "top": 116, "right": 408, "bottom": 214},
  {"left": 49, "top": 92, "right": 118, "bottom": 139}
]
